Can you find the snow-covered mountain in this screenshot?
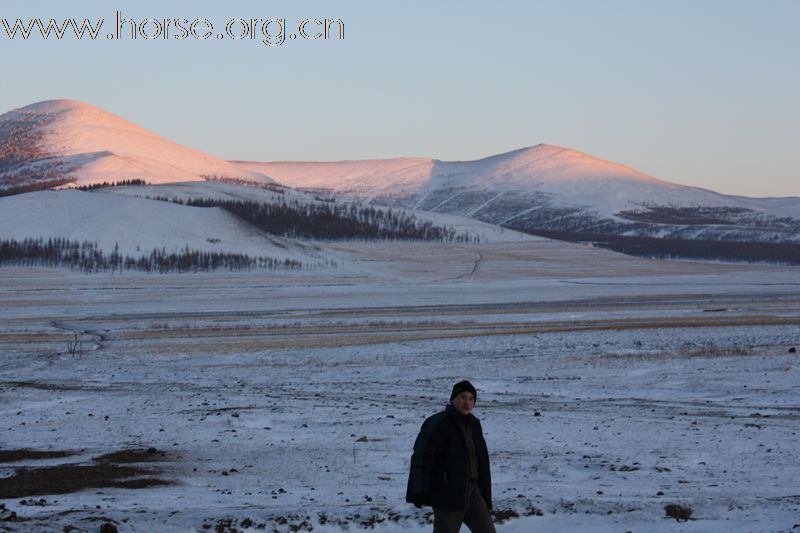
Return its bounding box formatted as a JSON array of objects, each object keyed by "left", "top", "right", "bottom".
[
  {"left": 2, "top": 99, "right": 798, "bottom": 253},
  {"left": 0, "top": 100, "right": 271, "bottom": 192},
  {"left": 235, "top": 145, "right": 800, "bottom": 243}
]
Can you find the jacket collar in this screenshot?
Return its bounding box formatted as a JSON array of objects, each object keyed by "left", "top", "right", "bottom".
[{"left": 446, "top": 403, "right": 475, "bottom": 426}]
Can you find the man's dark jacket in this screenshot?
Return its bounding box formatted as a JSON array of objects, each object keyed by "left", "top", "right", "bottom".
[{"left": 406, "top": 404, "right": 492, "bottom": 511}]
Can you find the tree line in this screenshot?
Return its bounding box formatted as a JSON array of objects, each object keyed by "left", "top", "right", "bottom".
[
  {"left": 75, "top": 179, "right": 147, "bottom": 191},
  {"left": 0, "top": 113, "right": 72, "bottom": 196},
  {"left": 0, "top": 112, "right": 50, "bottom": 174},
  {"left": 0, "top": 177, "right": 76, "bottom": 197},
  {"left": 201, "top": 175, "right": 288, "bottom": 195},
  {"left": 521, "top": 229, "right": 800, "bottom": 265},
  {"left": 172, "top": 197, "right": 476, "bottom": 242},
  {"left": 0, "top": 238, "right": 308, "bottom": 273}
]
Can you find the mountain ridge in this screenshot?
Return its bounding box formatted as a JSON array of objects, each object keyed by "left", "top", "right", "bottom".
[
  {"left": 233, "top": 143, "right": 799, "bottom": 220},
  {"left": 2, "top": 99, "right": 799, "bottom": 252}
]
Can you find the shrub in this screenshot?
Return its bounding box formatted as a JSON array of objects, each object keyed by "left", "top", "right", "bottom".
[{"left": 664, "top": 503, "right": 693, "bottom": 521}]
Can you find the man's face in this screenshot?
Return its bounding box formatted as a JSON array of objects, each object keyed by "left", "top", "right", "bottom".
[{"left": 451, "top": 391, "right": 475, "bottom": 416}]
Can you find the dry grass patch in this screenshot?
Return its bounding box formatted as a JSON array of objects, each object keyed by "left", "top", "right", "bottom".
[
  {"left": 0, "top": 449, "right": 75, "bottom": 463},
  {"left": 0, "top": 463, "right": 171, "bottom": 498},
  {"left": 0, "top": 448, "right": 172, "bottom": 499}
]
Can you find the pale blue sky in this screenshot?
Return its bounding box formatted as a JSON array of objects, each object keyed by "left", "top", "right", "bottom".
[{"left": 1, "top": 0, "right": 798, "bottom": 197}]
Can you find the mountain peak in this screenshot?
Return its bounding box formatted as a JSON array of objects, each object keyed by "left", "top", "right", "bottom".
[
  {"left": 1, "top": 99, "right": 143, "bottom": 137},
  {"left": 1, "top": 99, "right": 271, "bottom": 189},
  {"left": 432, "top": 143, "right": 663, "bottom": 191},
  {"left": 5, "top": 99, "right": 109, "bottom": 121},
  {"left": 17, "top": 99, "right": 96, "bottom": 113}
]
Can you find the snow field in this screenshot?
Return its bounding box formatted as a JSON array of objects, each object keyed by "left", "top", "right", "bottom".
[{"left": 1, "top": 254, "right": 799, "bottom": 531}]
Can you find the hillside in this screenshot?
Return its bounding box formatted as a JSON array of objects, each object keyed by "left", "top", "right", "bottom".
[
  {"left": 0, "top": 100, "right": 270, "bottom": 193},
  {"left": 0, "top": 188, "right": 329, "bottom": 270}
]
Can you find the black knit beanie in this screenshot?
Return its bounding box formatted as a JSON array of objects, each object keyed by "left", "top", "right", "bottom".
[{"left": 450, "top": 380, "right": 477, "bottom": 402}]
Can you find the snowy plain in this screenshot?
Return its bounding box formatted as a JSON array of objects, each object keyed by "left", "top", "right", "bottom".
[{"left": 1, "top": 236, "right": 799, "bottom": 533}]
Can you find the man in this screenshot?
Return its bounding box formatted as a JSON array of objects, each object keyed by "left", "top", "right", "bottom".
[{"left": 406, "top": 380, "right": 495, "bottom": 533}]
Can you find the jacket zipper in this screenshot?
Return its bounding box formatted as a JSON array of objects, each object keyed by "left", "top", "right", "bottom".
[{"left": 462, "top": 421, "right": 470, "bottom": 508}]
